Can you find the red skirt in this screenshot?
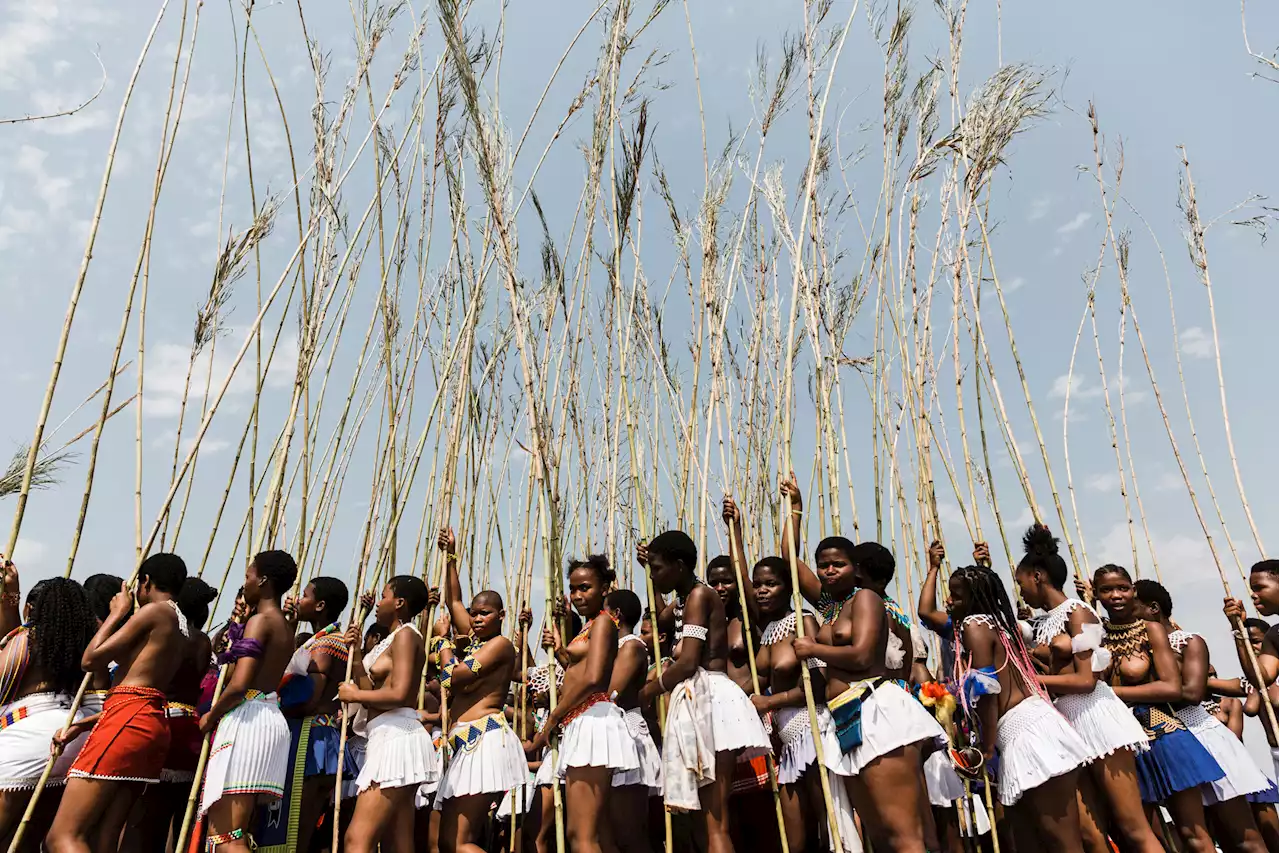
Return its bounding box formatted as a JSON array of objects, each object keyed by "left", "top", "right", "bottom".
[
  {"left": 162, "top": 704, "right": 203, "bottom": 781},
  {"left": 69, "top": 685, "right": 170, "bottom": 783},
  {"left": 731, "top": 753, "right": 771, "bottom": 795}
]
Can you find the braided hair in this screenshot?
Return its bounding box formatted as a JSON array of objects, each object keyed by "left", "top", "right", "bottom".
[
  {"left": 952, "top": 564, "right": 1047, "bottom": 702},
  {"left": 28, "top": 578, "right": 97, "bottom": 695},
  {"left": 952, "top": 564, "right": 1019, "bottom": 638}
]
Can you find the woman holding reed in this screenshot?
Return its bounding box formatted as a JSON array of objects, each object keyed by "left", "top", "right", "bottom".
[
  {"left": 950, "top": 562, "right": 1091, "bottom": 852},
  {"left": 1094, "top": 564, "right": 1225, "bottom": 853},
  {"left": 338, "top": 576, "right": 440, "bottom": 853},
  {"left": 434, "top": 528, "right": 527, "bottom": 853},
  {"left": 1014, "top": 526, "right": 1163, "bottom": 853},
  {"left": 524, "top": 556, "right": 639, "bottom": 853}
]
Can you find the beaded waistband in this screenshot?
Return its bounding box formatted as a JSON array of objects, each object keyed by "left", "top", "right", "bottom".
[
  {"left": 559, "top": 692, "right": 611, "bottom": 730},
  {"left": 109, "top": 684, "right": 167, "bottom": 700},
  {"left": 447, "top": 712, "right": 509, "bottom": 754},
  {"left": 166, "top": 702, "right": 198, "bottom": 718}
]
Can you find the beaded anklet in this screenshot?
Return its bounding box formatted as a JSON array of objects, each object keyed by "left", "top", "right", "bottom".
[{"left": 207, "top": 829, "right": 256, "bottom": 851}]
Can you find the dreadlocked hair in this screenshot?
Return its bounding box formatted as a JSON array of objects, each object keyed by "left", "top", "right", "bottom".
[{"left": 28, "top": 578, "right": 97, "bottom": 696}]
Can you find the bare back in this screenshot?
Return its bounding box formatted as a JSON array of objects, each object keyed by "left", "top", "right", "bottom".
[{"left": 114, "top": 601, "right": 186, "bottom": 692}]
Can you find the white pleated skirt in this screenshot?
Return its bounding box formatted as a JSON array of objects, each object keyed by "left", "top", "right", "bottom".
[
  {"left": 613, "top": 708, "right": 663, "bottom": 794},
  {"left": 1054, "top": 681, "right": 1149, "bottom": 761},
  {"left": 924, "top": 749, "right": 965, "bottom": 806},
  {"left": 435, "top": 713, "right": 528, "bottom": 803},
  {"left": 775, "top": 705, "right": 849, "bottom": 785},
  {"left": 704, "top": 671, "right": 771, "bottom": 758},
  {"left": 995, "top": 696, "right": 1090, "bottom": 806},
  {"left": 556, "top": 699, "right": 640, "bottom": 777},
  {"left": 831, "top": 680, "right": 946, "bottom": 775},
  {"left": 355, "top": 707, "right": 440, "bottom": 794},
  {"left": 0, "top": 693, "right": 87, "bottom": 790},
  {"left": 1176, "top": 704, "right": 1271, "bottom": 804},
  {"left": 200, "top": 692, "right": 290, "bottom": 815}
]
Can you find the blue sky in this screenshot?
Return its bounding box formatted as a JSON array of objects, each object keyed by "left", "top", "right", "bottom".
[{"left": 1, "top": 0, "right": 1276, "bottom": 764}]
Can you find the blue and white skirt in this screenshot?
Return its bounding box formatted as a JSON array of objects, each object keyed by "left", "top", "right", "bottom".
[{"left": 1132, "top": 705, "right": 1224, "bottom": 803}]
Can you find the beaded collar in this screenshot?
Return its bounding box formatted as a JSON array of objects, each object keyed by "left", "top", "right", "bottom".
[
  {"left": 572, "top": 611, "right": 620, "bottom": 645},
  {"left": 1033, "top": 598, "right": 1091, "bottom": 648},
  {"left": 1102, "top": 620, "right": 1150, "bottom": 684},
  {"left": 817, "top": 586, "right": 860, "bottom": 625}
]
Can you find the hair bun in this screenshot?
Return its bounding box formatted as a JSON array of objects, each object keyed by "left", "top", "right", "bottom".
[
  {"left": 1021, "top": 524, "right": 1060, "bottom": 559},
  {"left": 588, "top": 554, "right": 616, "bottom": 584}
]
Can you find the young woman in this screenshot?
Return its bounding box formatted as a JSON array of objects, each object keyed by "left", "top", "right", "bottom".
[
  {"left": 276, "top": 576, "right": 350, "bottom": 853},
  {"left": 524, "top": 556, "right": 639, "bottom": 853},
  {"left": 949, "top": 562, "right": 1091, "bottom": 851},
  {"left": 788, "top": 537, "right": 942, "bottom": 850},
  {"left": 132, "top": 577, "right": 216, "bottom": 853},
  {"left": 1013, "top": 526, "right": 1162, "bottom": 853},
  {"left": 750, "top": 555, "right": 853, "bottom": 853},
  {"left": 198, "top": 550, "right": 298, "bottom": 852},
  {"left": 606, "top": 588, "right": 662, "bottom": 853},
  {"left": 1225, "top": 560, "right": 1279, "bottom": 779},
  {"left": 638, "top": 530, "right": 770, "bottom": 853},
  {"left": 0, "top": 562, "right": 97, "bottom": 850},
  {"left": 337, "top": 575, "right": 438, "bottom": 853},
  {"left": 434, "top": 527, "right": 526, "bottom": 853},
  {"left": 707, "top": 556, "right": 754, "bottom": 694},
  {"left": 1133, "top": 579, "right": 1269, "bottom": 853},
  {"left": 791, "top": 538, "right": 944, "bottom": 853},
  {"left": 1094, "top": 564, "right": 1225, "bottom": 853}
]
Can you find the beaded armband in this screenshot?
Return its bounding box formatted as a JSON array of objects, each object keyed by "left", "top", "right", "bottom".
[
  {"left": 440, "top": 652, "right": 482, "bottom": 691},
  {"left": 681, "top": 624, "right": 708, "bottom": 641}
]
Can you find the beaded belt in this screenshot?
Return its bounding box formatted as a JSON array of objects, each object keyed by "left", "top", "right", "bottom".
[
  {"left": 166, "top": 702, "right": 198, "bottom": 718},
  {"left": 559, "top": 693, "right": 610, "bottom": 730},
  {"left": 311, "top": 713, "right": 340, "bottom": 728},
  {"left": 110, "top": 684, "right": 167, "bottom": 700},
  {"left": 447, "top": 712, "right": 509, "bottom": 754}
]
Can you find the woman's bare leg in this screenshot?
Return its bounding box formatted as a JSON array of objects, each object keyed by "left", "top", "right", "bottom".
[
  {"left": 1092, "top": 749, "right": 1164, "bottom": 853},
  {"left": 1206, "top": 796, "right": 1267, "bottom": 853},
  {"left": 610, "top": 785, "right": 653, "bottom": 853},
  {"left": 439, "top": 793, "right": 496, "bottom": 853},
  {"left": 1164, "top": 786, "right": 1217, "bottom": 853},
  {"left": 846, "top": 746, "right": 927, "bottom": 853},
  {"left": 564, "top": 765, "right": 612, "bottom": 853},
  {"left": 1250, "top": 803, "right": 1278, "bottom": 853},
  {"left": 697, "top": 752, "right": 739, "bottom": 853},
  {"left": 203, "top": 794, "right": 260, "bottom": 853},
  {"left": 1015, "top": 770, "right": 1085, "bottom": 853}
]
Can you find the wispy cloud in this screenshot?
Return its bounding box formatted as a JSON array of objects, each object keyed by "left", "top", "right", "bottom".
[
  {"left": 1180, "top": 326, "right": 1213, "bottom": 359},
  {"left": 1085, "top": 472, "right": 1120, "bottom": 492},
  {"left": 1029, "top": 196, "right": 1052, "bottom": 222},
  {"left": 1049, "top": 374, "right": 1103, "bottom": 400},
  {"left": 1006, "top": 276, "right": 1026, "bottom": 293},
  {"left": 1056, "top": 212, "right": 1092, "bottom": 235}
]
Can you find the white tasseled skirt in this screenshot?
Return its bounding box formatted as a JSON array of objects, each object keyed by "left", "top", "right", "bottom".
[
  {"left": 200, "top": 693, "right": 290, "bottom": 815},
  {"left": 0, "top": 693, "right": 88, "bottom": 790},
  {"left": 613, "top": 708, "right": 663, "bottom": 794},
  {"left": 775, "top": 705, "right": 849, "bottom": 785},
  {"left": 994, "top": 695, "right": 1090, "bottom": 806},
  {"left": 356, "top": 707, "right": 441, "bottom": 794},
  {"left": 1054, "top": 681, "right": 1149, "bottom": 761},
  {"left": 1176, "top": 704, "right": 1271, "bottom": 804},
  {"left": 556, "top": 699, "right": 641, "bottom": 777},
  {"left": 435, "top": 714, "right": 528, "bottom": 802},
  {"left": 831, "top": 680, "right": 946, "bottom": 775},
  {"left": 704, "top": 670, "right": 770, "bottom": 758}
]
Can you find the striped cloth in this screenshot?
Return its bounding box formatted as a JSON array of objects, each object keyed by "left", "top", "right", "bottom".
[{"left": 199, "top": 691, "right": 289, "bottom": 816}]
